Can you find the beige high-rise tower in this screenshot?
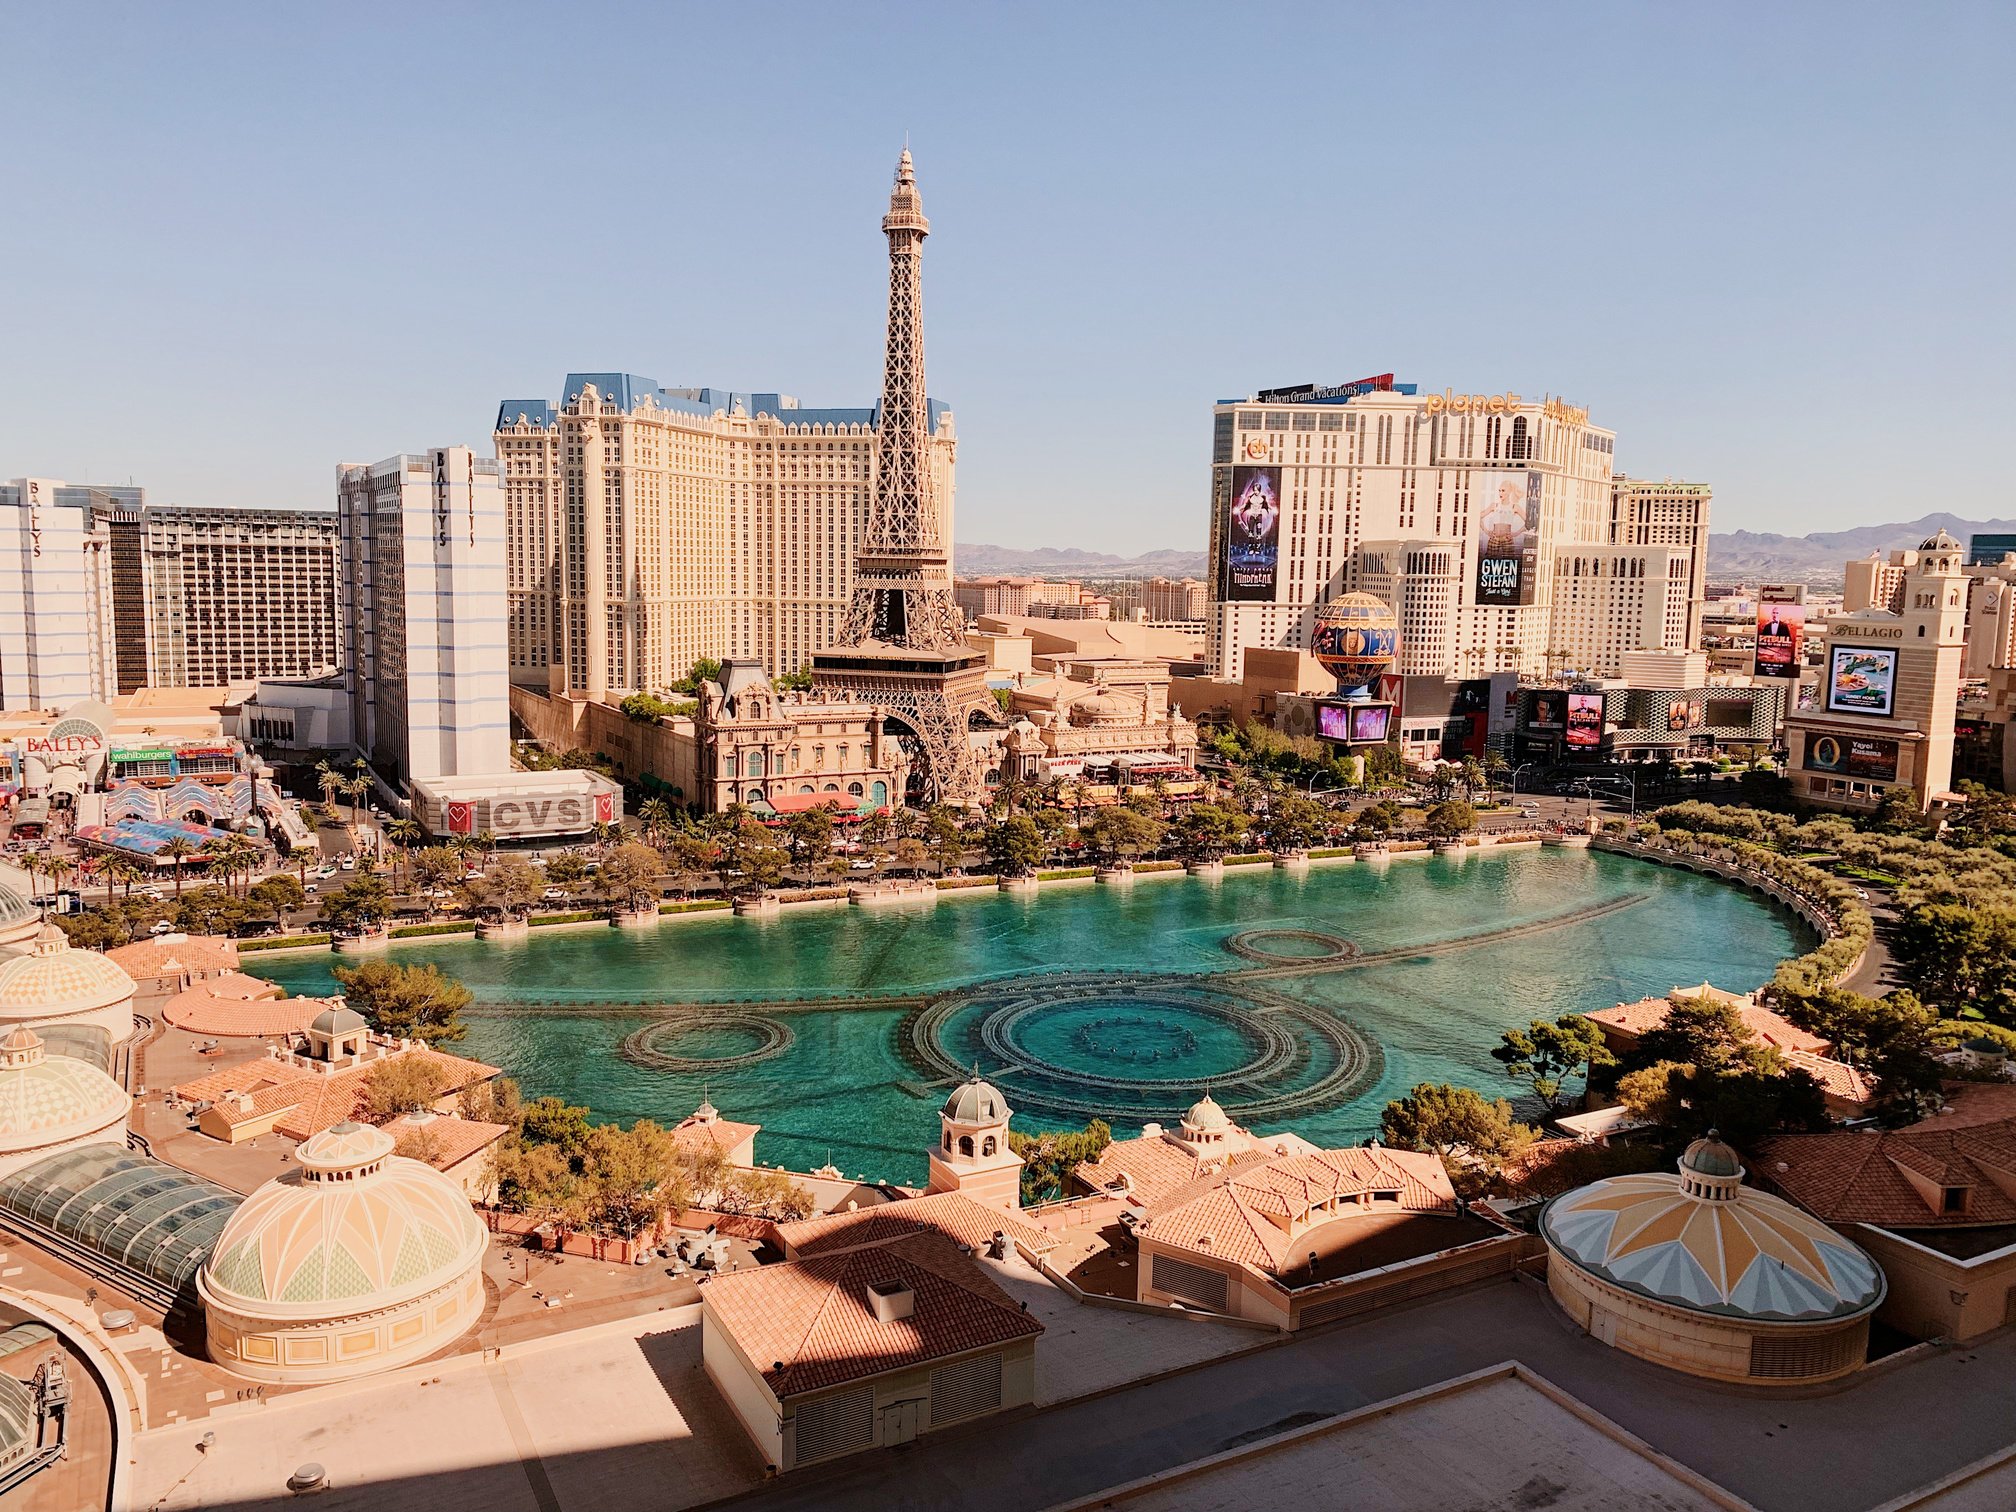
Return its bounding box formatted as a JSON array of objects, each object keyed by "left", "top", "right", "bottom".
[{"left": 813, "top": 150, "right": 991, "bottom": 804}]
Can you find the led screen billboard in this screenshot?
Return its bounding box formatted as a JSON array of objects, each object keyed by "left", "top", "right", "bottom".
[
  {"left": 1565, "top": 693, "right": 1605, "bottom": 749},
  {"left": 1350, "top": 703, "right": 1393, "bottom": 744},
  {"left": 1528, "top": 690, "right": 1567, "bottom": 730},
  {"left": 1222, "top": 466, "right": 1282, "bottom": 601},
  {"left": 1665, "top": 698, "right": 1703, "bottom": 732},
  {"left": 1473, "top": 471, "right": 1541, "bottom": 607},
  {"left": 1826, "top": 646, "right": 1899, "bottom": 717},
  {"left": 1805, "top": 734, "right": 1900, "bottom": 783},
  {"left": 1316, "top": 701, "right": 1393, "bottom": 744},
  {"left": 1754, "top": 599, "right": 1805, "bottom": 680}
]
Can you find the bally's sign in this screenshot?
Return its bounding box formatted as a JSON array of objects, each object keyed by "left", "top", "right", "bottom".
[{"left": 443, "top": 789, "right": 616, "bottom": 836}]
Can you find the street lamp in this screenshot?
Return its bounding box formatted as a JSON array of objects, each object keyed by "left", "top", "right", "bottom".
[{"left": 1509, "top": 762, "right": 1534, "bottom": 795}]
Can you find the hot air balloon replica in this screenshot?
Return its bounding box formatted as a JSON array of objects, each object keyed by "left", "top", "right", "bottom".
[{"left": 1309, "top": 593, "right": 1398, "bottom": 697}]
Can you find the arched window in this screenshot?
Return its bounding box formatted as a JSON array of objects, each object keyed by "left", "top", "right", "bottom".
[
  {"left": 1509, "top": 415, "right": 1529, "bottom": 460},
  {"left": 848, "top": 782, "right": 864, "bottom": 798},
  {"left": 981, "top": 1136, "right": 997, "bottom": 1157},
  {"left": 823, "top": 782, "right": 840, "bottom": 793},
  {"left": 799, "top": 784, "right": 814, "bottom": 795},
  {"left": 746, "top": 788, "right": 764, "bottom": 804},
  {"left": 958, "top": 1135, "right": 975, "bottom": 1157},
  {"left": 872, "top": 781, "right": 888, "bottom": 806}
]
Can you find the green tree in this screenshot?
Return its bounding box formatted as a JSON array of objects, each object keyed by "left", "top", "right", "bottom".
[
  {"left": 461, "top": 854, "right": 545, "bottom": 920},
  {"left": 583, "top": 1119, "right": 682, "bottom": 1240},
  {"left": 1490, "top": 1016, "right": 1615, "bottom": 1115},
  {"left": 1169, "top": 802, "right": 1243, "bottom": 862},
  {"left": 1085, "top": 804, "right": 1164, "bottom": 864},
  {"left": 319, "top": 874, "right": 393, "bottom": 933},
  {"left": 519, "top": 1095, "right": 594, "bottom": 1156},
  {"left": 543, "top": 851, "right": 590, "bottom": 889},
  {"left": 784, "top": 807, "right": 835, "bottom": 869},
  {"left": 1869, "top": 784, "right": 1926, "bottom": 835},
  {"left": 1423, "top": 800, "right": 1475, "bottom": 840},
  {"left": 1008, "top": 1119, "right": 1112, "bottom": 1204},
  {"left": 597, "top": 841, "right": 668, "bottom": 911},
  {"left": 361, "top": 1056, "right": 452, "bottom": 1121},
  {"left": 1891, "top": 902, "right": 2016, "bottom": 1026},
  {"left": 1380, "top": 1083, "right": 1535, "bottom": 1195},
  {"left": 1633, "top": 994, "right": 1771, "bottom": 1074},
  {"left": 1262, "top": 793, "right": 1325, "bottom": 852},
  {"left": 984, "top": 815, "right": 1046, "bottom": 877},
  {"left": 332, "top": 959, "right": 472, "bottom": 1045}
]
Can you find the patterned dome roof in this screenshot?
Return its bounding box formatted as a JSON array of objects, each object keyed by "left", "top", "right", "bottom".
[
  {"left": 200, "top": 1121, "right": 485, "bottom": 1312},
  {"left": 308, "top": 1005, "right": 367, "bottom": 1038},
  {"left": 1542, "top": 1164, "right": 1884, "bottom": 1322},
  {"left": 0, "top": 928, "right": 136, "bottom": 1017},
  {"left": 942, "top": 1074, "right": 1009, "bottom": 1124},
  {"left": 0, "top": 1027, "right": 129, "bottom": 1150}
]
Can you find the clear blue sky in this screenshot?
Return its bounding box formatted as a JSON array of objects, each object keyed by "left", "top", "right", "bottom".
[{"left": 4, "top": 3, "right": 2011, "bottom": 552}]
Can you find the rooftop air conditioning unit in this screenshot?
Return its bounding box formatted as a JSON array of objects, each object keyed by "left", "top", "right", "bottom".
[{"left": 868, "top": 1280, "right": 915, "bottom": 1324}]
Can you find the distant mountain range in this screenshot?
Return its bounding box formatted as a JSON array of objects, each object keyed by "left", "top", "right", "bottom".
[
  {"left": 954, "top": 543, "right": 1209, "bottom": 579},
  {"left": 959, "top": 513, "right": 2016, "bottom": 589},
  {"left": 1707, "top": 513, "right": 2016, "bottom": 583}
]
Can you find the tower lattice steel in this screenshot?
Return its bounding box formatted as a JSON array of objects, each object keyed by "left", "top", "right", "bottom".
[{"left": 816, "top": 150, "right": 991, "bottom": 804}]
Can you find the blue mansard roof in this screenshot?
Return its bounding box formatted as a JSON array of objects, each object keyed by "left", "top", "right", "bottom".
[{"left": 495, "top": 374, "right": 948, "bottom": 432}]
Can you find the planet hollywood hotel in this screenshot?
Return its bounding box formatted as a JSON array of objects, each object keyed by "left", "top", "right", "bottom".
[{"left": 1206, "top": 377, "right": 1692, "bottom": 683}]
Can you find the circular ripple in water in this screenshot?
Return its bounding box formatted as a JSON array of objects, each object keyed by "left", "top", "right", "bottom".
[
  {"left": 907, "top": 972, "right": 1381, "bottom": 1125},
  {"left": 619, "top": 1012, "right": 796, "bottom": 1073}
]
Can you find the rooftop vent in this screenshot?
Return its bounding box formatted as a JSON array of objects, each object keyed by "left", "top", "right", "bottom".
[{"left": 868, "top": 1280, "right": 915, "bottom": 1324}]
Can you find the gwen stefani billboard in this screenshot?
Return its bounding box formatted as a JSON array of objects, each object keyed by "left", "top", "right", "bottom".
[
  {"left": 1473, "top": 471, "right": 1542, "bottom": 607},
  {"left": 1223, "top": 467, "right": 1282, "bottom": 601}
]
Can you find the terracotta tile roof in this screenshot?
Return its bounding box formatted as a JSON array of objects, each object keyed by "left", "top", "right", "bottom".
[
  {"left": 172, "top": 1042, "right": 499, "bottom": 1141},
  {"left": 390, "top": 1112, "right": 511, "bottom": 1171},
  {"left": 162, "top": 988, "right": 332, "bottom": 1039},
  {"left": 105, "top": 934, "right": 240, "bottom": 980},
  {"left": 1075, "top": 1129, "right": 1320, "bottom": 1208},
  {"left": 1137, "top": 1147, "right": 1455, "bottom": 1275},
  {"left": 1758, "top": 1113, "right": 2016, "bottom": 1229},
  {"left": 1909, "top": 1081, "right": 2016, "bottom": 1130},
  {"left": 672, "top": 1115, "right": 762, "bottom": 1158},
  {"left": 1785, "top": 1049, "right": 1876, "bottom": 1108},
  {"left": 703, "top": 1231, "right": 1042, "bottom": 1397},
  {"left": 776, "top": 1191, "right": 1055, "bottom": 1259},
  {"left": 1584, "top": 990, "right": 1829, "bottom": 1056}
]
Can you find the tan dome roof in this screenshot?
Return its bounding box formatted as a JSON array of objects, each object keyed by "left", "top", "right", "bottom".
[
  {"left": 0, "top": 1027, "right": 129, "bottom": 1152},
  {"left": 200, "top": 1121, "right": 484, "bottom": 1311},
  {"left": 0, "top": 929, "right": 135, "bottom": 1018},
  {"left": 942, "top": 1074, "right": 1009, "bottom": 1124},
  {"left": 1181, "top": 1094, "right": 1233, "bottom": 1133}
]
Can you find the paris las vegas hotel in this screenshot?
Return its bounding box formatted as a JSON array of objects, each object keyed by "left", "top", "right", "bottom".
[
  {"left": 495, "top": 377, "right": 956, "bottom": 695},
  {"left": 1207, "top": 377, "right": 1709, "bottom": 681}
]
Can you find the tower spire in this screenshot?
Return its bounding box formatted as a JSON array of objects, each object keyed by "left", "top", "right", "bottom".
[{"left": 813, "top": 150, "right": 991, "bottom": 806}]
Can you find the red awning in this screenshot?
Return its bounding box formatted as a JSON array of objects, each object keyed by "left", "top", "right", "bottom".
[{"left": 763, "top": 793, "right": 857, "bottom": 815}]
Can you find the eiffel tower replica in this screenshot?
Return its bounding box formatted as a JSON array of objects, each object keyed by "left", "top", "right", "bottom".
[{"left": 814, "top": 149, "right": 991, "bottom": 805}]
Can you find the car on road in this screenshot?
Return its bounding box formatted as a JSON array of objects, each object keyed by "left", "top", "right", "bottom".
[
  {"left": 849, "top": 859, "right": 876, "bottom": 871},
  {"left": 1520, "top": 807, "right": 1539, "bottom": 819},
  {"left": 149, "top": 919, "right": 175, "bottom": 935},
  {"left": 541, "top": 887, "right": 568, "bottom": 901}
]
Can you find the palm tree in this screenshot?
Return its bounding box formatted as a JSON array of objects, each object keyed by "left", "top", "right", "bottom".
[
  {"left": 382, "top": 816, "right": 422, "bottom": 893},
  {"left": 474, "top": 829, "right": 499, "bottom": 868},
  {"left": 159, "top": 834, "right": 198, "bottom": 907},
  {"left": 636, "top": 798, "right": 674, "bottom": 847},
  {"left": 315, "top": 760, "right": 344, "bottom": 818},
  {"left": 344, "top": 775, "right": 370, "bottom": 828},
  {"left": 588, "top": 821, "right": 616, "bottom": 856}
]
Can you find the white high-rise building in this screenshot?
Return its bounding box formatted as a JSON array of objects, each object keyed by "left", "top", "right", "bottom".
[
  {"left": 1205, "top": 381, "right": 1624, "bottom": 681},
  {"left": 1547, "top": 545, "right": 1693, "bottom": 677},
  {"left": 336, "top": 449, "right": 510, "bottom": 788},
  {"left": 0, "top": 479, "right": 118, "bottom": 710},
  {"left": 495, "top": 375, "right": 957, "bottom": 696},
  {"left": 1609, "top": 477, "right": 1712, "bottom": 646}
]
